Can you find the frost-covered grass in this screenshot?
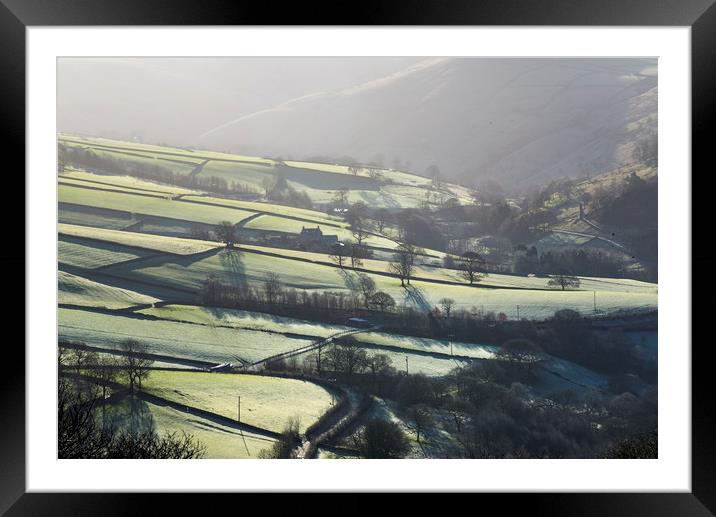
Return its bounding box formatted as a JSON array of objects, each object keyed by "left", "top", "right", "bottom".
[
  {"left": 59, "top": 224, "right": 221, "bottom": 255},
  {"left": 138, "top": 304, "right": 348, "bottom": 338},
  {"left": 58, "top": 308, "right": 313, "bottom": 364},
  {"left": 59, "top": 237, "right": 151, "bottom": 269},
  {"left": 351, "top": 332, "right": 497, "bottom": 360},
  {"left": 115, "top": 249, "right": 656, "bottom": 319},
  {"left": 140, "top": 370, "right": 333, "bottom": 434},
  {"left": 137, "top": 304, "right": 493, "bottom": 376},
  {"left": 58, "top": 271, "right": 158, "bottom": 309}
]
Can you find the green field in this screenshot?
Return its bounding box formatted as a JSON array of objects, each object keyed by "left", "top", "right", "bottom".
[
  {"left": 59, "top": 271, "right": 158, "bottom": 309},
  {"left": 106, "top": 246, "right": 657, "bottom": 319},
  {"left": 59, "top": 203, "right": 137, "bottom": 230},
  {"left": 59, "top": 236, "right": 153, "bottom": 269},
  {"left": 181, "top": 195, "right": 345, "bottom": 227},
  {"left": 59, "top": 184, "right": 256, "bottom": 226},
  {"left": 104, "top": 397, "right": 276, "bottom": 458},
  {"left": 138, "top": 303, "right": 497, "bottom": 360},
  {"left": 62, "top": 143, "right": 200, "bottom": 176},
  {"left": 141, "top": 370, "right": 334, "bottom": 434},
  {"left": 59, "top": 177, "right": 172, "bottom": 198},
  {"left": 61, "top": 170, "right": 199, "bottom": 196},
  {"left": 58, "top": 307, "right": 314, "bottom": 365},
  {"left": 138, "top": 304, "right": 345, "bottom": 337},
  {"left": 61, "top": 135, "right": 474, "bottom": 209},
  {"left": 59, "top": 224, "right": 221, "bottom": 255}
]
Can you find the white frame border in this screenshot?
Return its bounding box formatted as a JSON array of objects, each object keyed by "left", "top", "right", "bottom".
[{"left": 27, "top": 26, "right": 690, "bottom": 492}]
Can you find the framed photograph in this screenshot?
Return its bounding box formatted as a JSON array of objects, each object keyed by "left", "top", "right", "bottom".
[{"left": 3, "top": 0, "right": 712, "bottom": 513}]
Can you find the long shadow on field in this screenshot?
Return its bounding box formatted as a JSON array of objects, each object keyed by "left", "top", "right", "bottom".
[
  {"left": 219, "top": 248, "right": 248, "bottom": 289},
  {"left": 104, "top": 394, "right": 156, "bottom": 436},
  {"left": 402, "top": 285, "right": 431, "bottom": 312},
  {"left": 338, "top": 268, "right": 360, "bottom": 291}
]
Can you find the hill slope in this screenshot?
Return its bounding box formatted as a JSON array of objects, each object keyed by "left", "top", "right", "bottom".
[{"left": 203, "top": 58, "right": 657, "bottom": 188}]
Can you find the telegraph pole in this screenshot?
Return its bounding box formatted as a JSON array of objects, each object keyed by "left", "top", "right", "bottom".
[
  {"left": 593, "top": 291, "right": 597, "bottom": 313},
  {"left": 405, "top": 356, "right": 409, "bottom": 375},
  {"left": 516, "top": 305, "right": 520, "bottom": 320}
]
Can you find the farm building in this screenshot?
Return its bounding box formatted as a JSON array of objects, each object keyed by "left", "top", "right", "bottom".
[{"left": 298, "top": 226, "right": 339, "bottom": 250}]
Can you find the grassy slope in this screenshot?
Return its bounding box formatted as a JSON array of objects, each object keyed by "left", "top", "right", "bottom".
[
  {"left": 139, "top": 304, "right": 498, "bottom": 359},
  {"left": 182, "top": 195, "right": 345, "bottom": 226},
  {"left": 111, "top": 248, "right": 656, "bottom": 318},
  {"left": 59, "top": 223, "right": 221, "bottom": 255},
  {"left": 60, "top": 135, "right": 473, "bottom": 209},
  {"left": 59, "top": 184, "right": 256, "bottom": 226},
  {"left": 104, "top": 398, "right": 276, "bottom": 458},
  {"left": 141, "top": 370, "right": 333, "bottom": 434},
  {"left": 58, "top": 270, "right": 158, "bottom": 309},
  {"left": 58, "top": 307, "right": 314, "bottom": 364},
  {"left": 61, "top": 170, "right": 200, "bottom": 196},
  {"left": 58, "top": 238, "right": 152, "bottom": 269}
]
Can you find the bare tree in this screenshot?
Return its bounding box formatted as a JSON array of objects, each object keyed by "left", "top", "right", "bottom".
[
  {"left": 217, "top": 220, "right": 237, "bottom": 249},
  {"left": 119, "top": 339, "right": 154, "bottom": 393},
  {"left": 438, "top": 297, "right": 456, "bottom": 319},
  {"left": 370, "top": 291, "right": 396, "bottom": 312},
  {"left": 357, "top": 273, "right": 377, "bottom": 308},
  {"left": 88, "top": 354, "right": 120, "bottom": 424},
  {"left": 58, "top": 379, "right": 112, "bottom": 458},
  {"left": 333, "top": 187, "right": 350, "bottom": 207},
  {"left": 325, "top": 342, "right": 369, "bottom": 377},
  {"left": 347, "top": 241, "right": 365, "bottom": 268},
  {"left": 258, "top": 417, "right": 300, "bottom": 459},
  {"left": 406, "top": 404, "right": 433, "bottom": 447},
  {"left": 496, "top": 338, "right": 546, "bottom": 380},
  {"left": 351, "top": 223, "right": 368, "bottom": 247},
  {"left": 368, "top": 353, "right": 395, "bottom": 378},
  {"left": 373, "top": 208, "right": 391, "bottom": 233},
  {"left": 329, "top": 242, "right": 347, "bottom": 269},
  {"left": 547, "top": 274, "right": 581, "bottom": 291},
  {"left": 425, "top": 164, "right": 441, "bottom": 188},
  {"left": 352, "top": 418, "right": 410, "bottom": 459},
  {"left": 261, "top": 176, "right": 275, "bottom": 198},
  {"left": 107, "top": 429, "right": 207, "bottom": 459},
  {"left": 68, "top": 347, "right": 98, "bottom": 376},
  {"left": 263, "top": 272, "right": 282, "bottom": 305},
  {"left": 459, "top": 251, "right": 487, "bottom": 284},
  {"left": 389, "top": 244, "right": 417, "bottom": 286}
]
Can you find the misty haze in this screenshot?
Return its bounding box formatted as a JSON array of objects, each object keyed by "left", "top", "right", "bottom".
[
  {"left": 59, "top": 57, "right": 656, "bottom": 189},
  {"left": 57, "top": 57, "right": 657, "bottom": 460}
]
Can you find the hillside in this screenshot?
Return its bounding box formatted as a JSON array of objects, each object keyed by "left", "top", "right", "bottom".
[
  {"left": 534, "top": 163, "right": 658, "bottom": 266},
  {"left": 201, "top": 58, "right": 657, "bottom": 188},
  {"left": 58, "top": 135, "right": 473, "bottom": 209}
]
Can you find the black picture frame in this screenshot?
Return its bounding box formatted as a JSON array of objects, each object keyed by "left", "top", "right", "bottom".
[{"left": 2, "top": 0, "right": 711, "bottom": 514}]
